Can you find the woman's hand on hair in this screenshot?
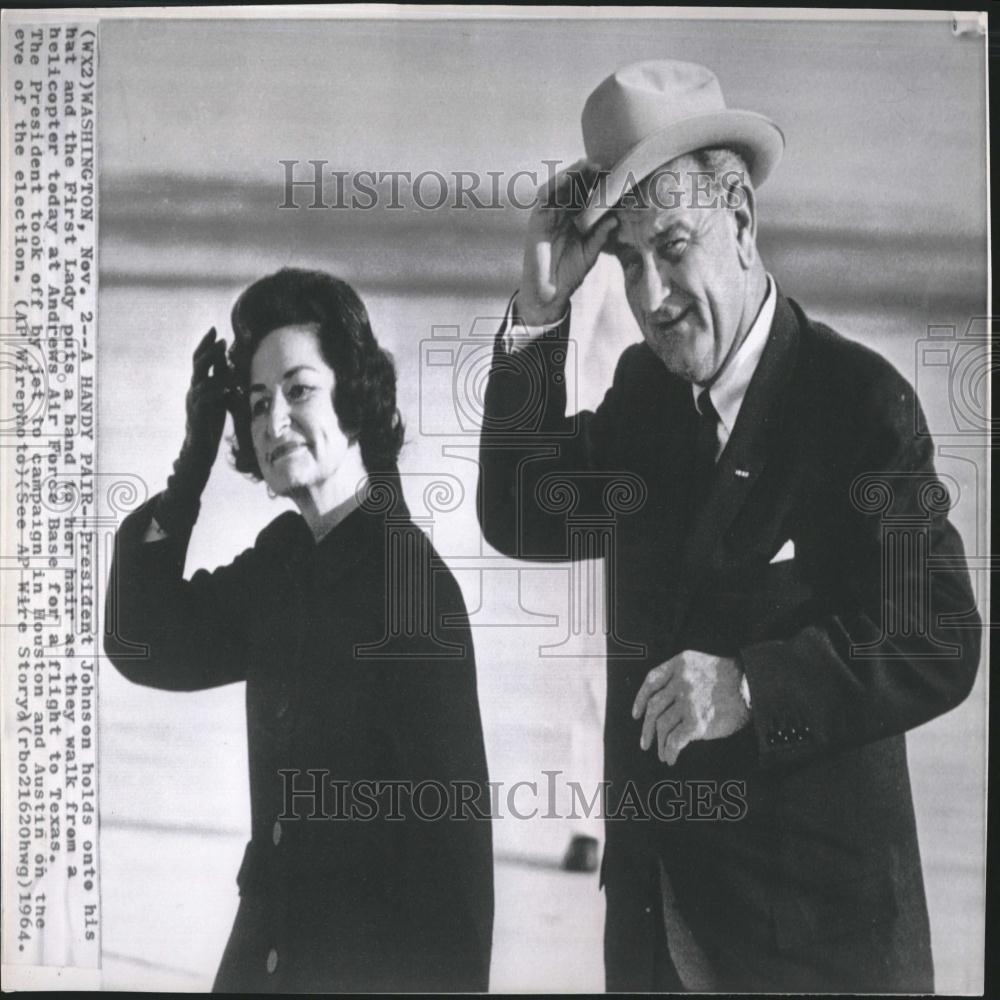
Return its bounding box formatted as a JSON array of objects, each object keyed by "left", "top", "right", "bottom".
[
  {"left": 153, "top": 328, "right": 233, "bottom": 538},
  {"left": 183, "top": 327, "right": 232, "bottom": 465}
]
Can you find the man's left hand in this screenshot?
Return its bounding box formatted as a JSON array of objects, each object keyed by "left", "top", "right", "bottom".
[{"left": 631, "top": 650, "right": 750, "bottom": 765}]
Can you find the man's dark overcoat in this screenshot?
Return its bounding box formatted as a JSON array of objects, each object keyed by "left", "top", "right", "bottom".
[{"left": 477, "top": 290, "right": 980, "bottom": 992}]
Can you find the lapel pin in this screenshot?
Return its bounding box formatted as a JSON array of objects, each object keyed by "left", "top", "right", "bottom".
[{"left": 734, "top": 468, "right": 751, "bottom": 479}]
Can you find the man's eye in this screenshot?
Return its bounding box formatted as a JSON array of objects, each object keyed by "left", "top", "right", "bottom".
[
  {"left": 659, "top": 238, "right": 687, "bottom": 257},
  {"left": 618, "top": 250, "right": 642, "bottom": 271},
  {"left": 250, "top": 397, "right": 269, "bottom": 418}
]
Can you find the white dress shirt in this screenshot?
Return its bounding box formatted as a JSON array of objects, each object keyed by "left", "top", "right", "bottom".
[{"left": 694, "top": 274, "right": 776, "bottom": 460}]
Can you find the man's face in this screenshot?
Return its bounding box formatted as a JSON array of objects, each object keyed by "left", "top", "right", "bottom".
[{"left": 606, "top": 160, "right": 754, "bottom": 385}]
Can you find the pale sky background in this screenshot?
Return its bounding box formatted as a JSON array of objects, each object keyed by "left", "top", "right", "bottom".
[{"left": 100, "top": 14, "right": 986, "bottom": 233}]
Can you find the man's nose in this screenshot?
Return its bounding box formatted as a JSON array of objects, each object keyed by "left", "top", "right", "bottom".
[{"left": 637, "top": 256, "right": 670, "bottom": 313}]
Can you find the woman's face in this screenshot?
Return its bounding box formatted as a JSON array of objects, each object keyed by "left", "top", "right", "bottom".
[{"left": 248, "top": 324, "right": 355, "bottom": 499}]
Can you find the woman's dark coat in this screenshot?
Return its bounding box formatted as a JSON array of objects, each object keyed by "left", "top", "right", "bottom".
[{"left": 104, "top": 483, "right": 493, "bottom": 992}]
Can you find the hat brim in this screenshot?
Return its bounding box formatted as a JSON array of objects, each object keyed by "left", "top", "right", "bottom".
[{"left": 575, "top": 109, "right": 784, "bottom": 233}]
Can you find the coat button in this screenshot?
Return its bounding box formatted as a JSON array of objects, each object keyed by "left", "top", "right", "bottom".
[
  {"left": 272, "top": 820, "right": 282, "bottom": 846},
  {"left": 266, "top": 948, "right": 279, "bottom": 974}
]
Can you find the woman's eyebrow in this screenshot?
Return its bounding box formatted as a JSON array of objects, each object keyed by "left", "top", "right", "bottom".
[
  {"left": 281, "top": 364, "right": 318, "bottom": 381},
  {"left": 249, "top": 365, "right": 318, "bottom": 394}
]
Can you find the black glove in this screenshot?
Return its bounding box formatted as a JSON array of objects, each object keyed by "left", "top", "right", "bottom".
[{"left": 153, "top": 327, "right": 233, "bottom": 537}]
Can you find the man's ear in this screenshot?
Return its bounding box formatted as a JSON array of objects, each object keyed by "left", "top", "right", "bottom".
[{"left": 732, "top": 179, "right": 758, "bottom": 269}]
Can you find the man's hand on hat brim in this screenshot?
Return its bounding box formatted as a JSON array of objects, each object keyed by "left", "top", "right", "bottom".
[{"left": 519, "top": 159, "right": 618, "bottom": 327}]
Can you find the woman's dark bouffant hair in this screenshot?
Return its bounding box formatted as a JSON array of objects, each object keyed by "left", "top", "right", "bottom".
[{"left": 227, "top": 268, "right": 404, "bottom": 477}]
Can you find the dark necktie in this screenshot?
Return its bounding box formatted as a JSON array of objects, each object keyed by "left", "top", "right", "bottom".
[{"left": 687, "top": 389, "right": 720, "bottom": 521}]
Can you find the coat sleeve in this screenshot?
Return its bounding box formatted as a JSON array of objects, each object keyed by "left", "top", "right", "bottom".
[
  {"left": 477, "top": 305, "right": 628, "bottom": 559},
  {"left": 740, "top": 369, "right": 982, "bottom": 768},
  {"left": 103, "top": 495, "right": 261, "bottom": 691}
]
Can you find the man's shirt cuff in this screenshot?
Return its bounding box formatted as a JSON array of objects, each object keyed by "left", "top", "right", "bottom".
[{"left": 502, "top": 291, "right": 569, "bottom": 354}]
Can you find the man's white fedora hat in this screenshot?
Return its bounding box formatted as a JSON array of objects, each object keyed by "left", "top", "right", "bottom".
[{"left": 575, "top": 60, "right": 784, "bottom": 232}]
